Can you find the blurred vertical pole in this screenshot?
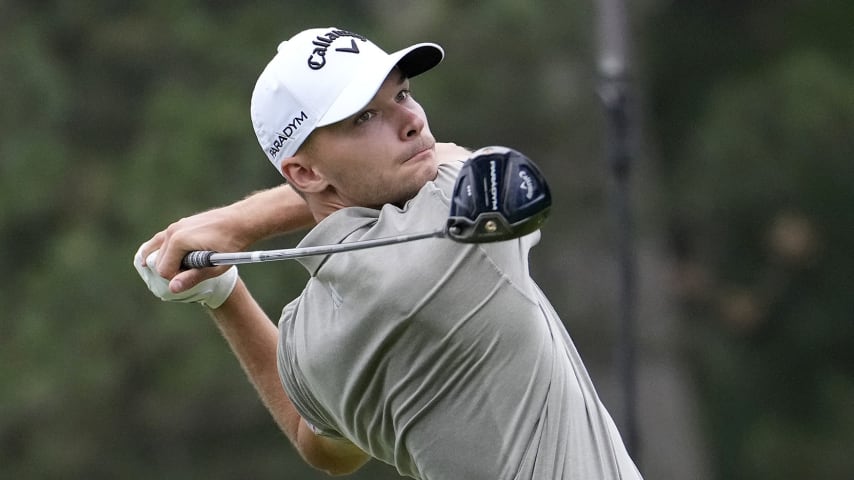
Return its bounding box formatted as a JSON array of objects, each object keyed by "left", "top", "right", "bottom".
[{"left": 595, "top": 0, "right": 640, "bottom": 461}]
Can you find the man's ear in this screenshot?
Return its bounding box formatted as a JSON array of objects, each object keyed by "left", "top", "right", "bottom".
[{"left": 280, "top": 156, "right": 327, "bottom": 193}]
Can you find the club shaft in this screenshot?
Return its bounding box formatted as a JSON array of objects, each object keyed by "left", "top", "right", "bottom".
[{"left": 185, "top": 229, "right": 446, "bottom": 268}]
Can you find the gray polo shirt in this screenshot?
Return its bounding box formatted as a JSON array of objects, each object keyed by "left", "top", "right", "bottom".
[{"left": 277, "top": 161, "right": 642, "bottom": 480}]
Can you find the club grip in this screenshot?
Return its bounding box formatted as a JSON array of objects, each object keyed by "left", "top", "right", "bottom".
[{"left": 182, "top": 250, "right": 216, "bottom": 269}]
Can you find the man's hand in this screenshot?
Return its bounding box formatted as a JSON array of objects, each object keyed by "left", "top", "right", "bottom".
[
  {"left": 139, "top": 205, "right": 253, "bottom": 293},
  {"left": 133, "top": 247, "right": 238, "bottom": 309},
  {"left": 138, "top": 184, "right": 314, "bottom": 293}
]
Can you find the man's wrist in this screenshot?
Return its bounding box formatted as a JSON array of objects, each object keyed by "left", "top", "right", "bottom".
[{"left": 200, "top": 266, "right": 240, "bottom": 309}]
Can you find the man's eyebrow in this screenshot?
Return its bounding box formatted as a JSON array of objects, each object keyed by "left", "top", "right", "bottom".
[{"left": 393, "top": 68, "right": 408, "bottom": 85}]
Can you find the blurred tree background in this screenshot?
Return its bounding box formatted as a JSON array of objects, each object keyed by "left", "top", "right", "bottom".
[{"left": 1, "top": 1, "right": 851, "bottom": 479}]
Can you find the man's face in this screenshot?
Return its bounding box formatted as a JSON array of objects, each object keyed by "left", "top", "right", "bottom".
[{"left": 303, "top": 68, "right": 438, "bottom": 209}]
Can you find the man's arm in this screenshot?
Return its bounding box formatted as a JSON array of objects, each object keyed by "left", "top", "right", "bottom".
[
  {"left": 141, "top": 183, "right": 314, "bottom": 292},
  {"left": 141, "top": 142, "right": 470, "bottom": 292},
  {"left": 209, "top": 279, "right": 370, "bottom": 475}
]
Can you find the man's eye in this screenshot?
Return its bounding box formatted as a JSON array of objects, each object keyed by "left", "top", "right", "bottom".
[
  {"left": 396, "top": 89, "right": 411, "bottom": 102},
  {"left": 356, "top": 111, "right": 376, "bottom": 124}
]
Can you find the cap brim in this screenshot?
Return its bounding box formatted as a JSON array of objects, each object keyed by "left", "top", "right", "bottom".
[
  {"left": 317, "top": 43, "right": 444, "bottom": 128},
  {"left": 395, "top": 43, "right": 444, "bottom": 78}
]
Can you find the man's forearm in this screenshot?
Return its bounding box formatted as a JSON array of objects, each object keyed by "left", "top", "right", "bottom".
[
  {"left": 207, "top": 279, "right": 302, "bottom": 441},
  {"left": 232, "top": 183, "right": 315, "bottom": 244}
]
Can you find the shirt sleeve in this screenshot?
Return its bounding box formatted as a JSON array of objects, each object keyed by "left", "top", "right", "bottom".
[
  {"left": 277, "top": 298, "right": 345, "bottom": 439},
  {"left": 432, "top": 159, "right": 464, "bottom": 198}
]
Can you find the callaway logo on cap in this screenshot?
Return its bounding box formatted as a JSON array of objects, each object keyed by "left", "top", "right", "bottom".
[{"left": 250, "top": 27, "right": 444, "bottom": 175}]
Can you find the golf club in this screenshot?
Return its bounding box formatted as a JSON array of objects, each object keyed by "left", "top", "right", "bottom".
[{"left": 181, "top": 146, "right": 551, "bottom": 269}]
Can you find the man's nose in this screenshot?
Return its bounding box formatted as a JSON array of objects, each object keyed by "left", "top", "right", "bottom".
[{"left": 398, "top": 105, "right": 425, "bottom": 140}]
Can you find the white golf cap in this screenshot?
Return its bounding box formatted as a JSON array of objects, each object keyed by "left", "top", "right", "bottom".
[{"left": 250, "top": 27, "right": 444, "bottom": 175}]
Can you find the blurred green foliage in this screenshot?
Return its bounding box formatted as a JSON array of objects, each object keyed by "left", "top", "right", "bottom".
[
  {"left": 645, "top": 1, "right": 854, "bottom": 479},
  {"left": 0, "top": 0, "right": 851, "bottom": 479}
]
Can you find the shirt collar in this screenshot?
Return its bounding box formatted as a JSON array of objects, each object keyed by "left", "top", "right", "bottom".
[{"left": 295, "top": 206, "right": 380, "bottom": 275}]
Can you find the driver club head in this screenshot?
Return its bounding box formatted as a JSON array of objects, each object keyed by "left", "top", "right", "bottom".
[{"left": 446, "top": 146, "right": 552, "bottom": 243}]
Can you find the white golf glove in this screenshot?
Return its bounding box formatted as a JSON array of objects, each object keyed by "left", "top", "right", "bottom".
[{"left": 133, "top": 247, "right": 238, "bottom": 309}]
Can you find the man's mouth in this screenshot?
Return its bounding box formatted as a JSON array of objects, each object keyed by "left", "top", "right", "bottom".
[{"left": 404, "top": 142, "right": 435, "bottom": 163}]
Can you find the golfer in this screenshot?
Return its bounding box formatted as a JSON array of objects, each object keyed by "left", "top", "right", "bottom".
[{"left": 134, "top": 27, "right": 642, "bottom": 479}]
